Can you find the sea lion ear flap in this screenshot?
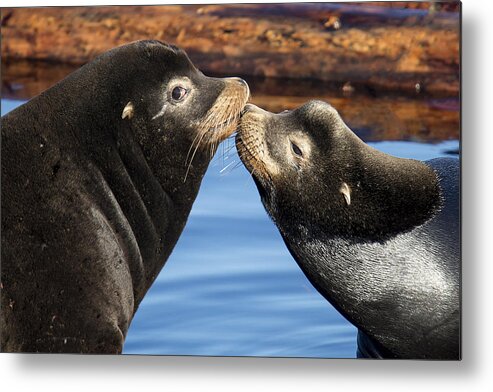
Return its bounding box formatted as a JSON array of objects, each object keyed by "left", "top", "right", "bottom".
[
  {"left": 340, "top": 182, "right": 351, "bottom": 206},
  {"left": 122, "top": 102, "right": 134, "bottom": 120}
]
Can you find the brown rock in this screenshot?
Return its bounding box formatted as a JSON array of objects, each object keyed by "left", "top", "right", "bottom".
[{"left": 1, "top": 4, "right": 460, "bottom": 95}]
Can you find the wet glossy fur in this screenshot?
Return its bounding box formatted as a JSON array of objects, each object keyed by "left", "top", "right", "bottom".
[
  {"left": 237, "top": 101, "right": 460, "bottom": 359},
  {"left": 1, "top": 40, "right": 248, "bottom": 353}
]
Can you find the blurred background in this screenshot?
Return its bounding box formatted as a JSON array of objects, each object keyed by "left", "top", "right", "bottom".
[
  {"left": 1, "top": 2, "right": 460, "bottom": 358},
  {"left": 2, "top": 2, "right": 460, "bottom": 142}
]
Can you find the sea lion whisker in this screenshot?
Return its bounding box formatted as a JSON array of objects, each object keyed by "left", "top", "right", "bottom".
[
  {"left": 209, "top": 139, "right": 216, "bottom": 160},
  {"left": 230, "top": 160, "right": 245, "bottom": 172},
  {"left": 220, "top": 140, "right": 225, "bottom": 168},
  {"left": 184, "top": 130, "right": 208, "bottom": 183},
  {"left": 222, "top": 144, "right": 237, "bottom": 156},
  {"left": 219, "top": 160, "right": 237, "bottom": 175},
  {"left": 185, "top": 128, "right": 206, "bottom": 166},
  {"left": 212, "top": 142, "right": 231, "bottom": 166}
]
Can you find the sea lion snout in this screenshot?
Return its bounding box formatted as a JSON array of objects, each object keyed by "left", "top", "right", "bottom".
[
  {"left": 236, "top": 104, "right": 281, "bottom": 183},
  {"left": 240, "top": 103, "right": 257, "bottom": 116},
  {"left": 194, "top": 76, "right": 250, "bottom": 148},
  {"left": 236, "top": 102, "right": 319, "bottom": 186},
  {"left": 226, "top": 77, "right": 250, "bottom": 94}
]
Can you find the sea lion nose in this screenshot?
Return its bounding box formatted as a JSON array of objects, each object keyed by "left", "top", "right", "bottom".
[
  {"left": 225, "top": 77, "right": 250, "bottom": 97},
  {"left": 241, "top": 103, "right": 258, "bottom": 116},
  {"left": 229, "top": 77, "right": 248, "bottom": 88}
]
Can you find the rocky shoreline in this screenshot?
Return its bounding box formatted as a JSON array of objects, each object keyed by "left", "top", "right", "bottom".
[{"left": 1, "top": 3, "right": 460, "bottom": 96}]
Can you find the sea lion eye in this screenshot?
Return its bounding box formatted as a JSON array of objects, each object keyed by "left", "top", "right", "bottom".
[
  {"left": 291, "top": 141, "right": 303, "bottom": 157},
  {"left": 171, "top": 86, "right": 187, "bottom": 101}
]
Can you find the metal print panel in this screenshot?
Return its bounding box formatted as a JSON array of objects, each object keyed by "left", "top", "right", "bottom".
[{"left": 0, "top": 2, "right": 461, "bottom": 359}]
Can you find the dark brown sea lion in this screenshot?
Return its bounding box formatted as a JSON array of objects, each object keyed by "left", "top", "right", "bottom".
[
  {"left": 236, "top": 101, "right": 460, "bottom": 359},
  {"left": 1, "top": 40, "right": 249, "bottom": 353}
]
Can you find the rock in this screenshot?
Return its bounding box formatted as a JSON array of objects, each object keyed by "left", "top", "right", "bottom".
[{"left": 1, "top": 3, "right": 459, "bottom": 95}]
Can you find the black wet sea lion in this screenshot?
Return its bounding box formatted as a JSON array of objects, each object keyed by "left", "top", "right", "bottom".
[
  {"left": 236, "top": 101, "right": 460, "bottom": 359},
  {"left": 1, "top": 40, "right": 250, "bottom": 353}
]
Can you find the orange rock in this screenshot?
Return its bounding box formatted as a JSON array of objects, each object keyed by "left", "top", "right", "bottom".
[{"left": 1, "top": 4, "right": 459, "bottom": 95}]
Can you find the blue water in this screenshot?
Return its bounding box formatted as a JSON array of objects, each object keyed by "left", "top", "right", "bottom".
[{"left": 1, "top": 99, "right": 459, "bottom": 358}]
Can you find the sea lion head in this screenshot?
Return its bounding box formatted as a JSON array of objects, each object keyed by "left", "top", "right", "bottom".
[
  {"left": 88, "top": 40, "right": 250, "bottom": 183},
  {"left": 236, "top": 100, "right": 440, "bottom": 241}
]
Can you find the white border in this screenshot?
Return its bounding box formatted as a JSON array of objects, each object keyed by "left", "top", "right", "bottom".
[{"left": 2, "top": 0, "right": 492, "bottom": 391}]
